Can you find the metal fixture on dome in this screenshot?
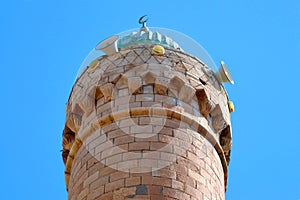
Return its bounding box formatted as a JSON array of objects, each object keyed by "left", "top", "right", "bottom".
[
  {"left": 215, "top": 61, "right": 235, "bottom": 85},
  {"left": 139, "top": 15, "right": 149, "bottom": 32},
  {"left": 228, "top": 101, "right": 235, "bottom": 113},
  {"left": 152, "top": 44, "right": 165, "bottom": 55},
  {"left": 95, "top": 35, "right": 119, "bottom": 56},
  {"left": 117, "top": 16, "right": 182, "bottom": 50}
]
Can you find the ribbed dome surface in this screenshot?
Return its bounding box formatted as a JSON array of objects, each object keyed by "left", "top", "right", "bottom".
[{"left": 117, "top": 29, "right": 182, "bottom": 50}]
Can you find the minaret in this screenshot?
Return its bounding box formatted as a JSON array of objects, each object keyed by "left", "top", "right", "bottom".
[{"left": 62, "top": 17, "right": 234, "bottom": 200}]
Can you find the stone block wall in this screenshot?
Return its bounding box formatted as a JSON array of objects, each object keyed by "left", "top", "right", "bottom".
[{"left": 62, "top": 45, "right": 232, "bottom": 200}]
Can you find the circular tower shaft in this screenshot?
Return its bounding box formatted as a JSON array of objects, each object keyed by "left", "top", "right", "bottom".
[{"left": 62, "top": 45, "right": 232, "bottom": 200}]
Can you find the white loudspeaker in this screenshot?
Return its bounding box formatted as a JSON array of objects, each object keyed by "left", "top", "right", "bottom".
[
  {"left": 215, "top": 61, "right": 234, "bottom": 85},
  {"left": 96, "top": 35, "right": 119, "bottom": 55}
]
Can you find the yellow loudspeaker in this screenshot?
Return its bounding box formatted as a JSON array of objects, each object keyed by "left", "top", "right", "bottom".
[
  {"left": 215, "top": 61, "right": 234, "bottom": 85},
  {"left": 96, "top": 35, "right": 119, "bottom": 56},
  {"left": 228, "top": 101, "right": 235, "bottom": 113}
]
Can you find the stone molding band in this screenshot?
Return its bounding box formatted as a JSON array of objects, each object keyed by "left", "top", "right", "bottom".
[{"left": 64, "top": 107, "right": 229, "bottom": 190}]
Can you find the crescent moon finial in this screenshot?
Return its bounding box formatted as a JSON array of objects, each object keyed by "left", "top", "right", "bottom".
[{"left": 139, "top": 15, "right": 149, "bottom": 31}]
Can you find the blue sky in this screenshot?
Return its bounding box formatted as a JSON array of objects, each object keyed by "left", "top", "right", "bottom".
[{"left": 1, "top": 0, "right": 300, "bottom": 199}]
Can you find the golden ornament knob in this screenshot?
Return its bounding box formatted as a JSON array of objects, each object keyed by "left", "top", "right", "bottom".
[{"left": 152, "top": 45, "right": 165, "bottom": 55}]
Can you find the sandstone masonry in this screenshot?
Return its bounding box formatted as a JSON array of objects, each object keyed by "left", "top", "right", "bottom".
[{"left": 62, "top": 44, "right": 232, "bottom": 200}]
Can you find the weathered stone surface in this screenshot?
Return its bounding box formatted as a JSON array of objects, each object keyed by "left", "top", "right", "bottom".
[
  {"left": 114, "top": 74, "right": 129, "bottom": 89},
  {"left": 196, "top": 88, "right": 214, "bottom": 117},
  {"left": 154, "top": 77, "right": 168, "bottom": 95},
  {"left": 100, "top": 83, "right": 114, "bottom": 102},
  {"left": 169, "top": 75, "right": 185, "bottom": 89},
  {"left": 63, "top": 45, "right": 232, "bottom": 200},
  {"left": 211, "top": 104, "right": 228, "bottom": 134},
  {"left": 79, "top": 95, "right": 94, "bottom": 114},
  {"left": 128, "top": 77, "right": 142, "bottom": 94},
  {"left": 141, "top": 71, "right": 157, "bottom": 85},
  {"left": 61, "top": 132, "right": 75, "bottom": 164},
  {"left": 179, "top": 84, "right": 196, "bottom": 103},
  {"left": 94, "top": 87, "right": 104, "bottom": 100}
]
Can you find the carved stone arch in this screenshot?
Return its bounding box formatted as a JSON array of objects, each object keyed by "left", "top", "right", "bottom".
[
  {"left": 61, "top": 127, "right": 75, "bottom": 165},
  {"left": 210, "top": 104, "right": 228, "bottom": 134},
  {"left": 113, "top": 74, "right": 128, "bottom": 89},
  {"left": 195, "top": 88, "right": 215, "bottom": 118},
  {"left": 62, "top": 131, "right": 75, "bottom": 150},
  {"left": 168, "top": 75, "right": 185, "bottom": 98},
  {"left": 128, "top": 76, "right": 142, "bottom": 94},
  {"left": 154, "top": 76, "right": 169, "bottom": 95},
  {"left": 65, "top": 103, "right": 84, "bottom": 134},
  {"left": 95, "top": 86, "right": 104, "bottom": 102},
  {"left": 219, "top": 125, "right": 232, "bottom": 164},
  {"left": 141, "top": 71, "right": 157, "bottom": 85},
  {"left": 99, "top": 83, "right": 114, "bottom": 102},
  {"left": 72, "top": 103, "right": 84, "bottom": 115},
  {"left": 79, "top": 87, "right": 96, "bottom": 115},
  {"left": 169, "top": 75, "right": 185, "bottom": 87},
  {"left": 168, "top": 75, "right": 195, "bottom": 103},
  {"left": 178, "top": 84, "right": 195, "bottom": 103}
]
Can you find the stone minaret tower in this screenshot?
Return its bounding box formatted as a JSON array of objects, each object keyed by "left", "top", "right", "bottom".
[{"left": 62, "top": 18, "right": 234, "bottom": 200}]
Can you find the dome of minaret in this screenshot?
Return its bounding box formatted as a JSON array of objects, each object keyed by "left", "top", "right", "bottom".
[{"left": 117, "top": 28, "right": 182, "bottom": 50}]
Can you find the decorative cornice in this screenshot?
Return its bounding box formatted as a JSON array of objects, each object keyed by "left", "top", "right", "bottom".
[{"left": 64, "top": 107, "right": 229, "bottom": 190}]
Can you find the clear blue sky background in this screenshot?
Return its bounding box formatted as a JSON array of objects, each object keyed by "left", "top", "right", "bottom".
[{"left": 1, "top": 0, "right": 299, "bottom": 199}]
